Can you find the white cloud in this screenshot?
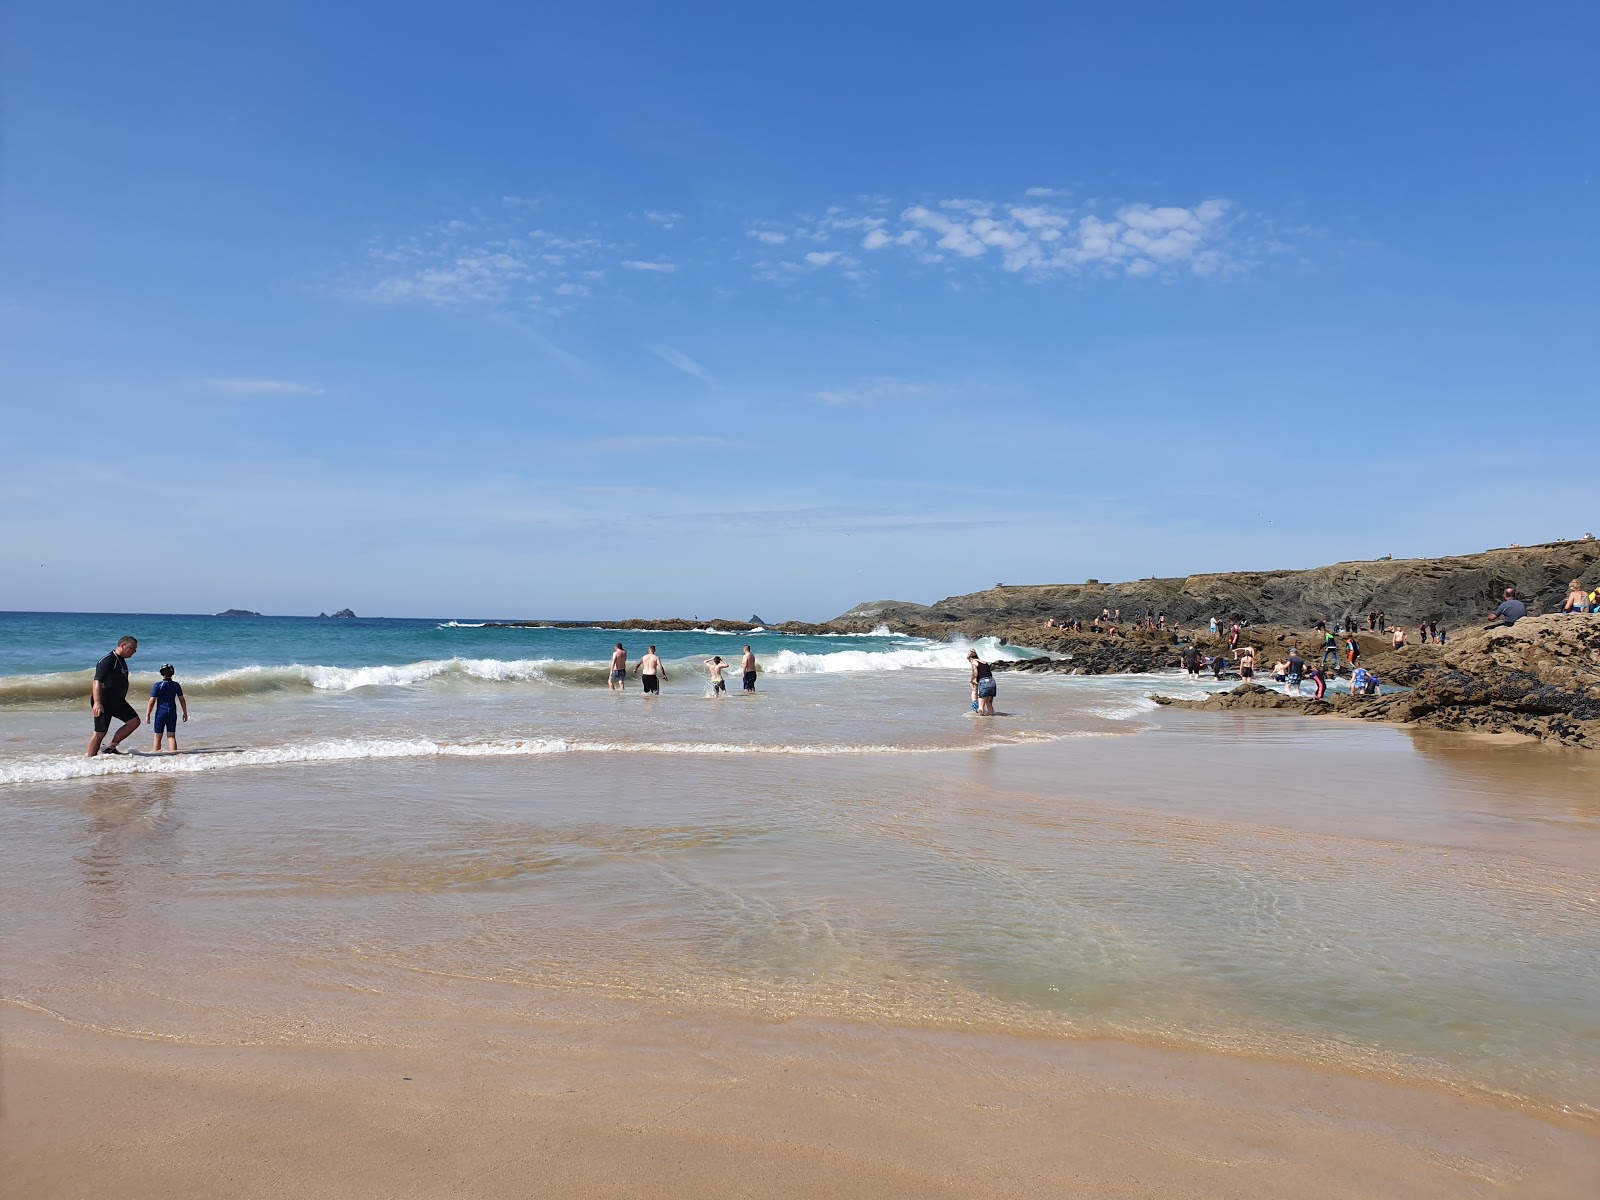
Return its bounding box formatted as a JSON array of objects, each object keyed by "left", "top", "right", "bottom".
[
  {"left": 747, "top": 229, "right": 790, "bottom": 244},
  {"left": 753, "top": 192, "right": 1244, "bottom": 283},
  {"left": 644, "top": 210, "right": 684, "bottom": 227},
  {"left": 648, "top": 344, "right": 718, "bottom": 388},
  {"left": 620, "top": 259, "right": 678, "bottom": 272},
  {"left": 204, "top": 378, "right": 326, "bottom": 396}
]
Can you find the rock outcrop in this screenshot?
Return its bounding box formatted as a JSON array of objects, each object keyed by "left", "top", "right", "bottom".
[
  {"left": 215, "top": 609, "right": 262, "bottom": 617},
  {"left": 1154, "top": 616, "right": 1600, "bottom": 748}
]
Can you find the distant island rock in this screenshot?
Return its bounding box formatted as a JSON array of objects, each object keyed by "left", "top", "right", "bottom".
[
  {"left": 327, "top": 608, "right": 357, "bottom": 619},
  {"left": 216, "top": 609, "right": 262, "bottom": 617}
]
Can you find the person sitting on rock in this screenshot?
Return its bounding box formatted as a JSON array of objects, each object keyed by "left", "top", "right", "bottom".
[
  {"left": 1563, "top": 580, "right": 1589, "bottom": 614},
  {"left": 1485, "top": 586, "right": 1527, "bottom": 629}
]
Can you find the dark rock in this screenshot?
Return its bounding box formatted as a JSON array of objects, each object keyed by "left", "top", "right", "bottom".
[
  {"left": 330, "top": 609, "right": 357, "bottom": 619},
  {"left": 215, "top": 609, "right": 262, "bottom": 617}
]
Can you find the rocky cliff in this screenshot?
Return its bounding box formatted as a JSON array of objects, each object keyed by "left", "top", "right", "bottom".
[{"left": 831, "top": 540, "right": 1600, "bottom": 634}]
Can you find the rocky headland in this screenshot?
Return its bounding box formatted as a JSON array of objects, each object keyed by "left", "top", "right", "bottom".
[
  {"left": 828, "top": 540, "right": 1599, "bottom": 635},
  {"left": 821, "top": 539, "right": 1600, "bottom": 748}
]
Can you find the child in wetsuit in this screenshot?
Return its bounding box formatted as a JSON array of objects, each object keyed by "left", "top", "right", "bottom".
[{"left": 146, "top": 664, "right": 188, "bottom": 752}]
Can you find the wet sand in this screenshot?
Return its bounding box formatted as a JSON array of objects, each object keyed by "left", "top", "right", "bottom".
[
  {"left": 6, "top": 1005, "right": 1596, "bottom": 1200},
  {"left": 3, "top": 702, "right": 1598, "bottom": 1197}
]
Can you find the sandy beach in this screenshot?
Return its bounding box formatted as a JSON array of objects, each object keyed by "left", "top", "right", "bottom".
[
  {"left": 4, "top": 679, "right": 1597, "bottom": 1197},
  {"left": 7, "top": 1003, "right": 1596, "bottom": 1200}
]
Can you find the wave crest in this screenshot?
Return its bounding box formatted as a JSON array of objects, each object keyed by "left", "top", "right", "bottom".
[
  {"left": 0, "top": 658, "right": 612, "bottom": 707},
  {"left": 763, "top": 636, "right": 1028, "bottom": 675}
]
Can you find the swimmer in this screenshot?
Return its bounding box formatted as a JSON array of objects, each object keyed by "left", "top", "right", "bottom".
[{"left": 609, "top": 643, "right": 628, "bottom": 691}]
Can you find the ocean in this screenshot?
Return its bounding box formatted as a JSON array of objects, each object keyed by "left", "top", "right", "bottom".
[{"left": 2, "top": 610, "right": 1596, "bottom": 1121}]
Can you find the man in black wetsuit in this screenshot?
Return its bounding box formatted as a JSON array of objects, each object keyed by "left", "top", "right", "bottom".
[{"left": 88, "top": 635, "right": 141, "bottom": 756}]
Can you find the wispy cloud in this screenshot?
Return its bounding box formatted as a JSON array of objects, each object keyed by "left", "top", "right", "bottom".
[
  {"left": 204, "top": 378, "right": 326, "bottom": 396},
  {"left": 648, "top": 344, "right": 718, "bottom": 388},
  {"left": 809, "top": 376, "right": 946, "bottom": 406},
  {"left": 346, "top": 189, "right": 1268, "bottom": 319},
  {"left": 588, "top": 434, "right": 731, "bottom": 452}
]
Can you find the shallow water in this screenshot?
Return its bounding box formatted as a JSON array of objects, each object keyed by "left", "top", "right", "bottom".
[{"left": 2, "top": 614, "right": 1597, "bottom": 1119}]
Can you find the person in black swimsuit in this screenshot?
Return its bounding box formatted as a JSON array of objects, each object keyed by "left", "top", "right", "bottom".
[{"left": 88, "top": 636, "right": 141, "bottom": 756}]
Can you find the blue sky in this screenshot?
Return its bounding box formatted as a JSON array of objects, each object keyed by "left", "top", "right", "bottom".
[{"left": 4, "top": 2, "right": 1597, "bottom": 619}]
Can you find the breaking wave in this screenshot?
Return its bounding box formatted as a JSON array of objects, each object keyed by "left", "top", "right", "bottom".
[
  {"left": 0, "top": 659, "right": 611, "bottom": 706},
  {"left": 764, "top": 636, "right": 1029, "bottom": 675},
  {"left": 0, "top": 638, "right": 1048, "bottom": 707},
  {"left": 0, "top": 729, "right": 1082, "bottom": 785}
]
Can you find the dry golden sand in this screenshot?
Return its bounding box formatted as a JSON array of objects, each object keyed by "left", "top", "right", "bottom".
[{"left": 4, "top": 1005, "right": 1596, "bottom": 1199}]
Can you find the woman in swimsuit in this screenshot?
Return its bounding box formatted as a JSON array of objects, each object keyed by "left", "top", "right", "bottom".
[
  {"left": 967, "top": 650, "right": 997, "bottom": 716},
  {"left": 1564, "top": 580, "right": 1590, "bottom": 614}
]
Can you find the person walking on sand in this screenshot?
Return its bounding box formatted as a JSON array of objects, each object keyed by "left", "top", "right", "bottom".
[
  {"left": 88, "top": 636, "right": 141, "bottom": 756},
  {"left": 609, "top": 643, "right": 628, "bottom": 691},
  {"left": 703, "top": 655, "right": 732, "bottom": 696},
  {"left": 967, "top": 649, "right": 997, "bottom": 716},
  {"left": 740, "top": 644, "right": 758, "bottom": 693},
  {"left": 634, "top": 645, "right": 668, "bottom": 695},
  {"left": 145, "top": 663, "right": 188, "bottom": 753}
]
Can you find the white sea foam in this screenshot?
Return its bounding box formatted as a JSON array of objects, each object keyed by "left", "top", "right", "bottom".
[
  {"left": 0, "top": 730, "right": 1089, "bottom": 785},
  {"left": 763, "top": 636, "right": 1026, "bottom": 675},
  {"left": 0, "top": 658, "right": 611, "bottom": 706},
  {"left": 437, "top": 621, "right": 488, "bottom": 628}
]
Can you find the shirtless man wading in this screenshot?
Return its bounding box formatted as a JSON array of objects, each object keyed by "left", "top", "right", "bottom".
[
  {"left": 634, "top": 645, "right": 668, "bottom": 695},
  {"left": 1237, "top": 644, "right": 1257, "bottom": 682},
  {"left": 609, "top": 643, "right": 628, "bottom": 691},
  {"left": 740, "top": 645, "right": 758, "bottom": 693}
]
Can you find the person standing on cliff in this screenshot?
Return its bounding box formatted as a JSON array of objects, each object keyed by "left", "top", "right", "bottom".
[
  {"left": 88, "top": 636, "right": 141, "bottom": 756},
  {"left": 1485, "top": 587, "right": 1527, "bottom": 629}
]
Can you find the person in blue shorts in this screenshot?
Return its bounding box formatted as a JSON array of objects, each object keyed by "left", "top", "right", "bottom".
[{"left": 146, "top": 663, "right": 189, "bottom": 753}]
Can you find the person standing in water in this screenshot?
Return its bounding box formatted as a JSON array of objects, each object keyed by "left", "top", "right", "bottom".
[
  {"left": 1284, "top": 648, "right": 1307, "bottom": 697},
  {"left": 609, "top": 643, "right": 628, "bottom": 691},
  {"left": 967, "top": 649, "right": 997, "bottom": 716},
  {"left": 88, "top": 636, "right": 140, "bottom": 756},
  {"left": 634, "top": 645, "right": 668, "bottom": 695},
  {"left": 1237, "top": 643, "right": 1257, "bottom": 683},
  {"left": 145, "top": 664, "right": 188, "bottom": 753},
  {"left": 740, "top": 644, "right": 758, "bottom": 693},
  {"left": 703, "top": 655, "right": 732, "bottom": 696}
]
